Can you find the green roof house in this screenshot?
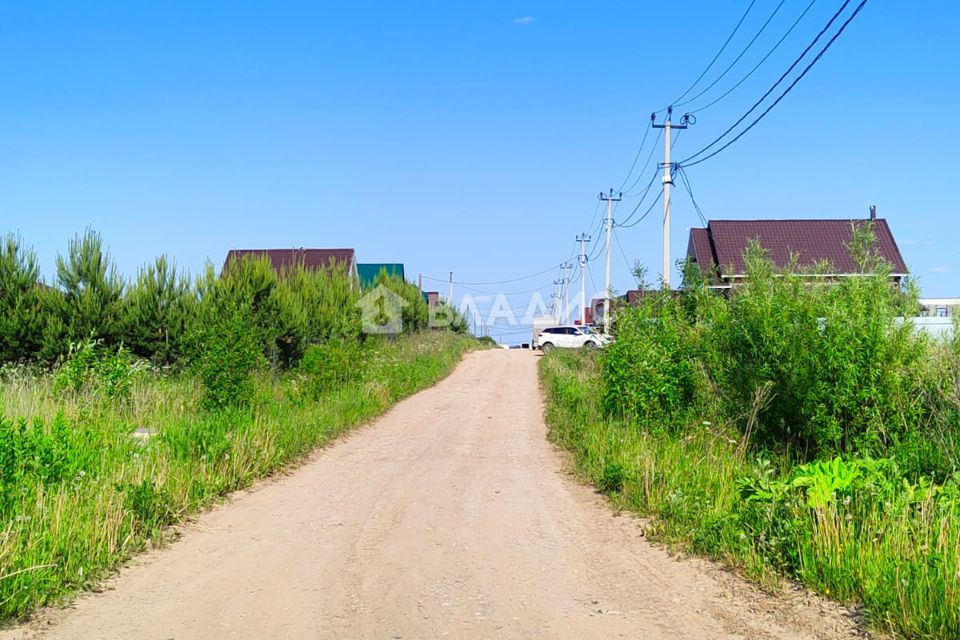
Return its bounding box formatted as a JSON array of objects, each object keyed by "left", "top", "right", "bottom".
[{"left": 357, "top": 263, "right": 405, "bottom": 289}]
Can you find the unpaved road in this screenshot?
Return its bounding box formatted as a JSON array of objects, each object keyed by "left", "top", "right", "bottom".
[{"left": 4, "top": 350, "right": 860, "bottom": 640}]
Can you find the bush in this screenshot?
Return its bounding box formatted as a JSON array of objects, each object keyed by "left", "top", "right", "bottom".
[
  {"left": 374, "top": 273, "right": 429, "bottom": 333},
  {"left": 299, "top": 339, "right": 365, "bottom": 397},
  {"left": 53, "top": 338, "right": 144, "bottom": 399},
  {"left": 601, "top": 294, "right": 701, "bottom": 428},
  {"left": 708, "top": 243, "right": 926, "bottom": 457},
  {"left": 606, "top": 234, "right": 933, "bottom": 463},
  {"left": 192, "top": 305, "right": 263, "bottom": 410}
]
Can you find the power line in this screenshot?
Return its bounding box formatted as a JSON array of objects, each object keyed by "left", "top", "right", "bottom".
[
  {"left": 679, "top": 0, "right": 860, "bottom": 167},
  {"left": 616, "top": 115, "right": 655, "bottom": 192},
  {"left": 658, "top": 0, "right": 759, "bottom": 111},
  {"left": 422, "top": 263, "right": 562, "bottom": 286},
  {"left": 455, "top": 281, "right": 554, "bottom": 296},
  {"left": 682, "top": 0, "right": 868, "bottom": 168},
  {"left": 622, "top": 129, "right": 662, "bottom": 195},
  {"left": 613, "top": 229, "right": 637, "bottom": 286},
  {"left": 616, "top": 188, "right": 664, "bottom": 229},
  {"left": 677, "top": 166, "right": 709, "bottom": 226},
  {"left": 584, "top": 199, "right": 604, "bottom": 242},
  {"left": 688, "top": 0, "right": 819, "bottom": 114},
  {"left": 674, "top": 0, "right": 789, "bottom": 109}
]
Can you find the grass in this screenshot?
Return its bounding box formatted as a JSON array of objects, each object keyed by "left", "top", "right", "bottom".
[
  {"left": 0, "top": 332, "right": 476, "bottom": 622},
  {"left": 540, "top": 349, "right": 960, "bottom": 640}
]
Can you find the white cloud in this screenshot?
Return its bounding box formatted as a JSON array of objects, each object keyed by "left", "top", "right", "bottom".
[
  {"left": 929, "top": 266, "right": 949, "bottom": 273},
  {"left": 513, "top": 16, "right": 535, "bottom": 25}
]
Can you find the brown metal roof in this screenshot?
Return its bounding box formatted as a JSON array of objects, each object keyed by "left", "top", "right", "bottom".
[
  {"left": 686, "top": 227, "right": 714, "bottom": 271},
  {"left": 223, "top": 248, "right": 356, "bottom": 274},
  {"left": 686, "top": 219, "right": 908, "bottom": 278}
]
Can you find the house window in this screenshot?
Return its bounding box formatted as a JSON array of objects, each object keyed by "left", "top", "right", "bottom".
[{"left": 937, "top": 306, "right": 948, "bottom": 318}]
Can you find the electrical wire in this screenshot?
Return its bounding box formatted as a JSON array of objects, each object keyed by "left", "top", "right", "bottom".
[
  {"left": 421, "top": 262, "right": 562, "bottom": 286},
  {"left": 682, "top": 0, "right": 868, "bottom": 168},
  {"left": 674, "top": 0, "right": 789, "bottom": 109},
  {"left": 618, "top": 161, "right": 666, "bottom": 227},
  {"left": 679, "top": 0, "right": 859, "bottom": 167},
  {"left": 658, "top": 0, "right": 759, "bottom": 111},
  {"left": 584, "top": 199, "right": 604, "bottom": 243},
  {"left": 455, "top": 281, "right": 555, "bottom": 296},
  {"left": 616, "top": 123, "right": 652, "bottom": 193},
  {"left": 617, "top": 189, "right": 664, "bottom": 229},
  {"left": 622, "top": 129, "right": 662, "bottom": 195},
  {"left": 688, "top": 0, "right": 819, "bottom": 114},
  {"left": 613, "top": 229, "right": 638, "bottom": 286},
  {"left": 677, "top": 166, "right": 709, "bottom": 226}
]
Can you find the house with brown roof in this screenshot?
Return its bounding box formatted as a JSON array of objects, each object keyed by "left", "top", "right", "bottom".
[
  {"left": 686, "top": 209, "right": 908, "bottom": 289},
  {"left": 222, "top": 248, "right": 359, "bottom": 281}
]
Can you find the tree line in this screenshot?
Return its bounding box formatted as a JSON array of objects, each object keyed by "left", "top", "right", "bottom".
[{"left": 0, "top": 229, "right": 465, "bottom": 368}]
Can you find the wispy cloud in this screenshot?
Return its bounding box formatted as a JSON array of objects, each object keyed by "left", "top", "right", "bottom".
[
  {"left": 929, "top": 266, "right": 949, "bottom": 273},
  {"left": 513, "top": 16, "right": 535, "bottom": 25}
]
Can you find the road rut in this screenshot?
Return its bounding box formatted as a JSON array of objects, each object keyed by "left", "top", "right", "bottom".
[{"left": 4, "top": 350, "right": 860, "bottom": 639}]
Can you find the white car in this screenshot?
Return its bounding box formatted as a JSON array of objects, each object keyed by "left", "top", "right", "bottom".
[{"left": 536, "top": 325, "right": 610, "bottom": 352}]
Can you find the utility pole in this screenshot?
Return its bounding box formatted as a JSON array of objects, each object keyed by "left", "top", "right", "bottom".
[
  {"left": 552, "top": 278, "right": 564, "bottom": 323},
  {"left": 576, "top": 233, "right": 591, "bottom": 325},
  {"left": 561, "top": 261, "right": 572, "bottom": 324},
  {"left": 598, "top": 189, "right": 621, "bottom": 330},
  {"left": 652, "top": 107, "right": 689, "bottom": 289},
  {"left": 447, "top": 271, "right": 454, "bottom": 304}
]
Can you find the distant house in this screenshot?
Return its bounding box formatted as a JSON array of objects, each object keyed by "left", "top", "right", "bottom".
[
  {"left": 421, "top": 291, "right": 440, "bottom": 308},
  {"left": 222, "top": 248, "right": 358, "bottom": 281},
  {"left": 920, "top": 298, "right": 960, "bottom": 318},
  {"left": 357, "top": 263, "right": 405, "bottom": 289},
  {"left": 687, "top": 211, "right": 908, "bottom": 289}
]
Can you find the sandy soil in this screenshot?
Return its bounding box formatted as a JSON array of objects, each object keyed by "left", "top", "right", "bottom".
[{"left": 3, "top": 349, "right": 864, "bottom": 640}]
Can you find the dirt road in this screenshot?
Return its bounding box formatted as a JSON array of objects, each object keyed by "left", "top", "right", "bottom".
[{"left": 5, "top": 350, "right": 860, "bottom": 640}]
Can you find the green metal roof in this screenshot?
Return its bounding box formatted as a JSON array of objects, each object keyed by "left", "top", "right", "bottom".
[{"left": 357, "top": 263, "right": 405, "bottom": 288}]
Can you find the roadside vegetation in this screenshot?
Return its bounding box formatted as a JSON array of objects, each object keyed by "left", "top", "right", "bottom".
[
  {"left": 541, "top": 227, "right": 960, "bottom": 639},
  {"left": 0, "top": 230, "right": 473, "bottom": 621}
]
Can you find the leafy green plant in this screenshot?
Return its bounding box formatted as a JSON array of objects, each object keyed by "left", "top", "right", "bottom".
[
  {"left": 599, "top": 461, "right": 626, "bottom": 494},
  {"left": 191, "top": 305, "right": 264, "bottom": 410},
  {"left": 299, "top": 339, "right": 366, "bottom": 397},
  {"left": 54, "top": 338, "right": 143, "bottom": 399}
]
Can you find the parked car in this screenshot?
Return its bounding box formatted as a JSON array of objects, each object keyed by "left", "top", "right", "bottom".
[{"left": 536, "top": 325, "right": 611, "bottom": 352}]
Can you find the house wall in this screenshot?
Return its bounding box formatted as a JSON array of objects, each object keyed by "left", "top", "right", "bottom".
[{"left": 919, "top": 298, "right": 960, "bottom": 318}]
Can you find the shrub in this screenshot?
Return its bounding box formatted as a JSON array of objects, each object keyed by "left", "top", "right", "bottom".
[
  {"left": 299, "top": 339, "right": 365, "bottom": 397},
  {"left": 601, "top": 294, "right": 701, "bottom": 427},
  {"left": 53, "top": 338, "right": 144, "bottom": 399},
  {"left": 374, "top": 273, "right": 429, "bottom": 333},
  {"left": 192, "top": 305, "right": 263, "bottom": 410},
  {"left": 709, "top": 243, "right": 927, "bottom": 457}
]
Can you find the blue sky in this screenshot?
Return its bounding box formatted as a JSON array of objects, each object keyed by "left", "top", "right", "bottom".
[{"left": 2, "top": 1, "right": 957, "bottom": 340}]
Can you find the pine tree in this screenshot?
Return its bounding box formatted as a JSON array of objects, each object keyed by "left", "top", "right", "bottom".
[{"left": 0, "top": 235, "right": 46, "bottom": 362}]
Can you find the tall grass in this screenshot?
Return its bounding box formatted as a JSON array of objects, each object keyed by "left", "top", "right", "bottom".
[
  {"left": 0, "top": 332, "right": 476, "bottom": 621},
  {"left": 541, "top": 351, "right": 960, "bottom": 638}
]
